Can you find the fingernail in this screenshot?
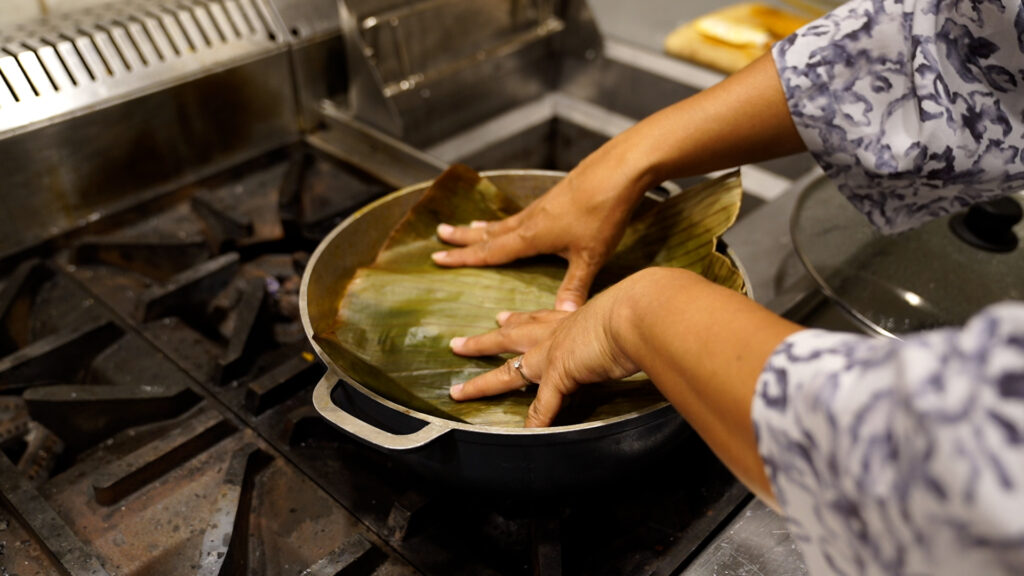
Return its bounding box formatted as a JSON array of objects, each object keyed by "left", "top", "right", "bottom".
[
  {"left": 431, "top": 251, "right": 448, "bottom": 262},
  {"left": 496, "top": 311, "right": 511, "bottom": 323},
  {"left": 470, "top": 220, "right": 488, "bottom": 229},
  {"left": 449, "top": 336, "right": 465, "bottom": 349},
  {"left": 437, "top": 223, "right": 454, "bottom": 236},
  {"left": 449, "top": 383, "right": 463, "bottom": 397},
  {"left": 556, "top": 300, "right": 579, "bottom": 312}
]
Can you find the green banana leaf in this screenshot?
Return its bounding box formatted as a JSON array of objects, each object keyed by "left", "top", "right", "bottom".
[{"left": 318, "top": 165, "right": 745, "bottom": 428}]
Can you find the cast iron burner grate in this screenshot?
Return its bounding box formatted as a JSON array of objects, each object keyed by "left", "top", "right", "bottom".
[
  {"left": 0, "top": 145, "right": 749, "bottom": 576},
  {"left": 0, "top": 204, "right": 415, "bottom": 575}
]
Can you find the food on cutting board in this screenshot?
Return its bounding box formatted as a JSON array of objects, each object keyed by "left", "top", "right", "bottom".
[{"left": 664, "top": 3, "right": 812, "bottom": 73}]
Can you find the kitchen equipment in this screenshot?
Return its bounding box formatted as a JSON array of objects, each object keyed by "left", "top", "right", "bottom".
[
  {"left": 340, "top": 0, "right": 601, "bottom": 146},
  {"left": 0, "top": 0, "right": 298, "bottom": 262},
  {"left": 301, "top": 169, "right": 752, "bottom": 495},
  {"left": 791, "top": 174, "right": 1024, "bottom": 337},
  {"left": 0, "top": 0, "right": 808, "bottom": 572}
]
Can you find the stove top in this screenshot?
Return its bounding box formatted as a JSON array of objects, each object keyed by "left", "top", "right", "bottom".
[{"left": 0, "top": 145, "right": 749, "bottom": 576}]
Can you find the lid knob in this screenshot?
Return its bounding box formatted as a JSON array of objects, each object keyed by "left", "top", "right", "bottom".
[{"left": 949, "top": 196, "right": 1022, "bottom": 253}]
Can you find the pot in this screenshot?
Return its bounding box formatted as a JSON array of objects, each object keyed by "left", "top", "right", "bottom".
[
  {"left": 790, "top": 175, "right": 1024, "bottom": 338},
  {"left": 300, "top": 170, "right": 750, "bottom": 495}
]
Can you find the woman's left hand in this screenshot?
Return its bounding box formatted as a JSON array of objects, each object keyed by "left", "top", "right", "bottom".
[
  {"left": 447, "top": 267, "right": 801, "bottom": 509},
  {"left": 448, "top": 282, "right": 641, "bottom": 428}
]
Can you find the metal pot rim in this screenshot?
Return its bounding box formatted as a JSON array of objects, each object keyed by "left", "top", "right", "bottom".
[{"left": 300, "top": 169, "right": 743, "bottom": 439}]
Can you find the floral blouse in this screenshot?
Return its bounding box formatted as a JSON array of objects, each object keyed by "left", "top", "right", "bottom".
[{"left": 753, "top": 0, "right": 1024, "bottom": 574}]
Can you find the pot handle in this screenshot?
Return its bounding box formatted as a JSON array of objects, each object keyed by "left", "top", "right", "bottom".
[{"left": 312, "top": 374, "right": 450, "bottom": 450}]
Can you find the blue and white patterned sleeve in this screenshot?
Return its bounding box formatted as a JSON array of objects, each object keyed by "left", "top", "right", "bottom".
[
  {"left": 754, "top": 2, "right": 1024, "bottom": 572},
  {"left": 773, "top": 0, "right": 1024, "bottom": 234},
  {"left": 753, "top": 304, "right": 1024, "bottom": 575}
]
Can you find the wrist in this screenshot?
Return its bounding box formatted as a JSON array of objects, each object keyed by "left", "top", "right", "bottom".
[
  {"left": 609, "top": 267, "right": 704, "bottom": 367},
  {"left": 586, "top": 129, "right": 666, "bottom": 203}
]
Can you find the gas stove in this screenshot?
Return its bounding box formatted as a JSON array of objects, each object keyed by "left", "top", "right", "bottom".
[
  {"left": 0, "top": 1, "right": 817, "bottom": 574},
  {"left": 0, "top": 144, "right": 752, "bottom": 576}
]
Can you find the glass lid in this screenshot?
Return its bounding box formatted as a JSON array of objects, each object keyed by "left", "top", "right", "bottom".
[{"left": 791, "top": 175, "right": 1024, "bottom": 338}]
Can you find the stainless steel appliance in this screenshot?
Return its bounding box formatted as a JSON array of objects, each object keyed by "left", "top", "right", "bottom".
[{"left": 0, "top": 1, "right": 819, "bottom": 574}]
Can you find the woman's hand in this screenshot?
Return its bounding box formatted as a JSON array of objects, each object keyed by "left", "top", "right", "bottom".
[
  {"left": 432, "top": 144, "right": 652, "bottom": 312},
  {"left": 449, "top": 309, "right": 570, "bottom": 356},
  {"left": 448, "top": 266, "right": 802, "bottom": 507},
  {"left": 431, "top": 54, "right": 806, "bottom": 313},
  {"left": 449, "top": 287, "right": 640, "bottom": 427}
]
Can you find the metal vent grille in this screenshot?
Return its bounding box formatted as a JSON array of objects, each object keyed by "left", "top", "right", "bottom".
[{"left": 0, "top": 0, "right": 286, "bottom": 135}]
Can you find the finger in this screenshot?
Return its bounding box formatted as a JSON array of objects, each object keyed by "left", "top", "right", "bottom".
[
  {"left": 449, "top": 358, "right": 533, "bottom": 401},
  {"left": 498, "top": 309, "right": 568, "bottom": 328},
  {"left": 525, "top": 383, "right": 564, "bottom": 428},
  {"left": 449, "top": 322, "right": 550, "bottom": 356},
  {"left": 431, "top": 232, "right": 531, "bottom": 267},
  {"left": 554, "top": 257, "right": 600, "bottom": 311},
  {"left": 436, "top": 212, "right": 524, "bottom": 246},
  {"left": 436, "top": 222, "right": 487, "bottom": 246},
  {"left": 481, "top": 212, "right": 525, "bottom": 236}
]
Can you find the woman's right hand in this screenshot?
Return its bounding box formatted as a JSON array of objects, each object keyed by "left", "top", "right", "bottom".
[
  {"left": 431, "top": 52, "right": 807, "bottom": 312},
  {"left": 431, "top": 141, "right": 653, "bottom": 312}
]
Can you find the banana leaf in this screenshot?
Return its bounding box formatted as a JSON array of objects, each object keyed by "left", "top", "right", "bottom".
[{"left": 319, "top": 165, "right": 745, "bottom": 427}]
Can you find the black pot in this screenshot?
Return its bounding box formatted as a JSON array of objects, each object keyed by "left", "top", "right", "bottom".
[{"left": 300, "top": 170, "right": 750, "bottom": 496}]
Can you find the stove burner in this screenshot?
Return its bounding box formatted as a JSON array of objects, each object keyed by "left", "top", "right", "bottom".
[
  {"left": 0, "top": 259, "right": 204, "bottom": 472},
  {"left": 297, "top": 153, "right": 391, "bottom": 239},
  {"left": 140, "top": 252, "right": 241, "bottom": 323},
  {"left": 0, "top": 320, "right": 123, "bottom": 392},
  {"left": 0, "top": 454, "right": 111, "bottom": 576},
  {"left": 72, "top": 204, "right": 212, "bottom": 283},
  {"left": 0, "top": 260, "right": 111, "bottom": 354},
  {"left": 14, "top": 423, "right": 63, "bottom": 488},
  {"left": 385, "top": 490, "right": 432, "bottom": 542},
  {"left": 91, "top": 408, "right": 234, "bottom": 506},
  {"left": 195, "top": 443, "right": 270, "bottom": 576},
  {"left": 216, "top": 275, "right": 268, "bottom": 383},
  {"left": 300, "top": 535, "right": 387, "bottom": 576},
  {"left": 0, "top": 397, "right": 29, "bottom": 444},
  {"left": 0, "top": 146, "right": 753, "bottom": 575},
  {"left": 191, "top": 163, "right": 287, "bottom": 251},
  {"left": 244, "top": 351, "right": 322, "bottom": 415},
  {"left": 0, "top": 396, "right": 63, "bottom": 489}
]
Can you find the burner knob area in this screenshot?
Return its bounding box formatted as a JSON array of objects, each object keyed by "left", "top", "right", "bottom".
[{"left": 949, "top": 196, "right": 1023, "bottom": 253}]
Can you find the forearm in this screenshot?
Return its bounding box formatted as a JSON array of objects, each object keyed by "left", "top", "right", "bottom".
[
  {"left": 592, "top": 52, "right": 805, "bottom": 196},
  {"left": 611, "top": 267, "right": 802, "bottom": 506}
]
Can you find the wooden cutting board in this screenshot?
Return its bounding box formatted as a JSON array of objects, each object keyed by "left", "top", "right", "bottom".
[{"left": 664, "top": 3, "right": 811, "bottom": 74}]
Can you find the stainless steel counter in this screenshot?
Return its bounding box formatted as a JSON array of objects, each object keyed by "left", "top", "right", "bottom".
[{"left": 687, "top": 499, "right": 809, "bottom": 575}]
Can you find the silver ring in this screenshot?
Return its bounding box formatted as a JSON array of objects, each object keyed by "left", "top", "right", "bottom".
[{"left": 511, "top": 355, "right": 534, "bottom": 385}]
